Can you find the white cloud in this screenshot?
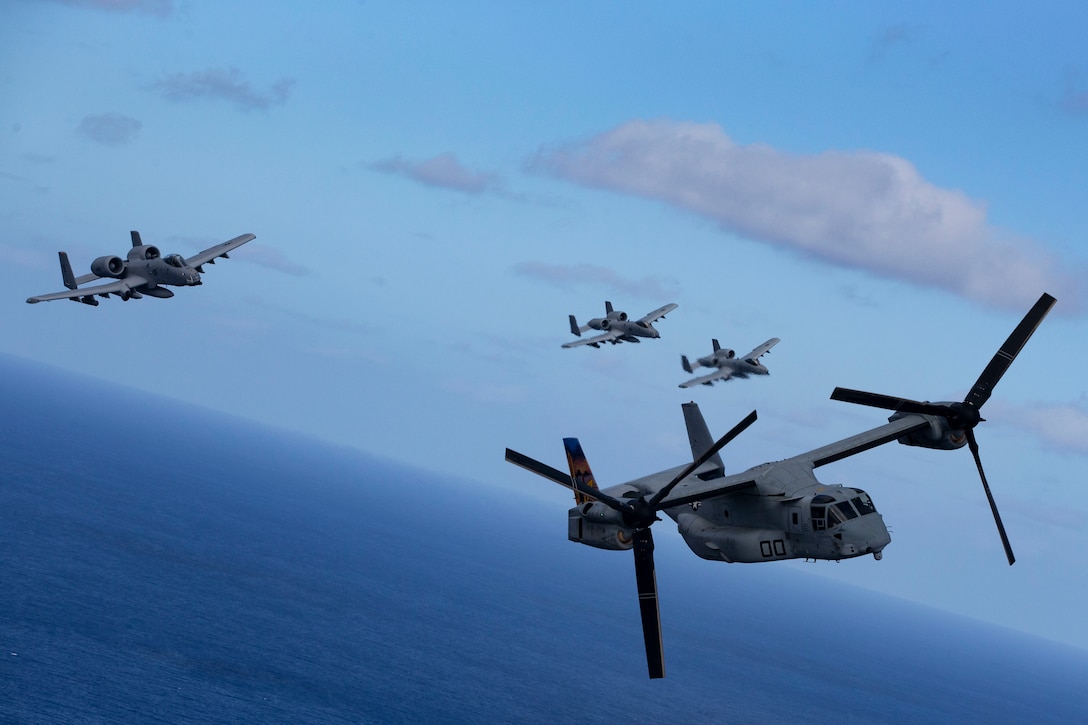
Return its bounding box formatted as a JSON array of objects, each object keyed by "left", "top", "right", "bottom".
[
  {"left": 513, "top": 261, "right": 678, "bottom": 300},
  {"left": 1013, "top": 402, "right": 1088, "bottom": 456},
  {"left": 51, "top": 0, "right": 173, "bottom": 15},
  {"left": 1061, "top": 72, "right": 1088, "bottom": 116},
  {"left": 77, "top": 113, "right": 142, "bottom": 146},
  {"left": 236, "top": 246, "right": 310, "bottom": 277},
  {"left": 152, "top": 68, "right": 294, "bottom": 112},
  {"left": 532, "top": 119, "right": 1080, "bottom": 311},
  {"left": 368, "top": 153, "right": 502, "bottom": 195}
]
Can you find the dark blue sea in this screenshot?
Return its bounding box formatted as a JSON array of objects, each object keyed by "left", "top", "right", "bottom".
[{"left": 2, "top": 355, "right": 1086, "bottom": 723}]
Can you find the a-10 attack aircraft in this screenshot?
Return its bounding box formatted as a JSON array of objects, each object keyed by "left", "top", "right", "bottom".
[
  {"left": 508, "top": 293, "right": 1055, "bottom": 679},
  {"left": 26, "top": 231, "right": 255, "bottom": 305},
  {"left": 562, "top": 301, "right": 678, "bottom": 348},
  {"left": 679, "top": 337, "right": 780, "bottom": 388}
]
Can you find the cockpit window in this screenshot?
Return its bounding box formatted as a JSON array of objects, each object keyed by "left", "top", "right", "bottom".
[
  {"left": 834, "top": 501, "right": 859, "bottom": 521},
  {"left": 852, "top": 494, "right": 876, "bottom": 516},
  {"left": 164, "top": 254, "right": 186, "bottom": 268},
  {"left": 812, "top": 493, "right": 873, "bottom": 531}
]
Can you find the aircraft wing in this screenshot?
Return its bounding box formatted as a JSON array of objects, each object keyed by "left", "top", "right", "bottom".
[
  {"left": 562, "top": 328, "right": 623, "bottom": 348},
  {"left": 679, "top": 368, "right": 733, "bottom": 388},
  {"left": 742, "top": 337, "right": 780, "bottom": 360},
  {"left": 184, "top": 233, "right": 256, "bottom": 269},
  {"left": 26, "top": 276, "right": 147, "bottom": 304},
  {"left": 790, "top": 414, "right": 934, "bottom": 469},
  {"left": 638, "top": 302, "right": 678, "bottom": 324}
]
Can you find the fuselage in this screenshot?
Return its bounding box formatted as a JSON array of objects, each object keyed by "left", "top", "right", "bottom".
[
  {"left": 587, "top": 316, "right": 661, "bottom": 340},
  {"left": 666, "top": 479, "right": 890, "bottom": 563},
  {"left": 135, "top": 254, "right": 202, "bottom": 288},
  {"left": 570, "top": 461, "right": 891, "bottom": 563},
  {"left": 699, "top": 353, "right": 770, "bottom": 377}
]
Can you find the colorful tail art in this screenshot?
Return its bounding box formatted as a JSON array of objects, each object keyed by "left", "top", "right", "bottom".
[{"left": 563, "top": 437, "right": 600, "bottom": 505}]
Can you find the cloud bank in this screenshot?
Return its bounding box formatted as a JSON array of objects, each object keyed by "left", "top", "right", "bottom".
[
  {"left": 532, "top": 120, "right": 1078, "bottom": 310},
  {"left": 152, "top": 68, "right": 294, "bottom": 112},
  {"left": 368, "top": 153, "right": 502, "bottom": 195},
  {"left": 77, "top": 113, "right": 142, "bottom": 146}
]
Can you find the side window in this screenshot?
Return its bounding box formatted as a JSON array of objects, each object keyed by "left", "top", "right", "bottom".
[{"left": 811, "top": 506, "right": 826, "bottom": 531}]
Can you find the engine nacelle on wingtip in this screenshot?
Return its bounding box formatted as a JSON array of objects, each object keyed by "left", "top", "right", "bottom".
[
  {"left": 127, "top": 245, "right": 160, "bottom": 262},
  {"left": 890, "top": 410, "right": 968, "bottom": 451},
  {"left": 568, "top": 504, "right": 634, "bottom": 550},
  {"left": 90, "top": 255, "right": 126, "bottom": 278}
]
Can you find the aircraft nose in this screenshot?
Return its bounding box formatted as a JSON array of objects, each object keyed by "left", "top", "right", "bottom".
[{"left": 837, "top": 515, "right": 891, "bottom": 557}]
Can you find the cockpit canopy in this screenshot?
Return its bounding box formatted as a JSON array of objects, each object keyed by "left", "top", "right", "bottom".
[
  {"left": 164, "top": 254, "right": 187, "bottom": 268},
  {"left": 810, "top": 490, "right": 877, "bottom": 531}
]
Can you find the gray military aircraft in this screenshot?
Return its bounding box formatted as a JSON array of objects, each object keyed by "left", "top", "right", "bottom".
[
  {"left": 679, "top": 337, "right": 780, "bottom": 388},
  {"left": 26, "top": 231, "right": 256, "bottom": 305},
  {"left": 562, "top": 301, "right": 678, "bottom": 348},
  {"left": 508, "top": 292, "right": 1055, "bottom": 678}
]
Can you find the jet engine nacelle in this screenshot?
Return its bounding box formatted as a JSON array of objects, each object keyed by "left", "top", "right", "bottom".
[
  {"left": 890, "top": 409, "right": 968, "bottom": 451},
  {"left": 588, "top": 317, "right": 609, "bottom": 331},
  {"left": 90, "top": 255, "right": 126, "bottom": 278},
  {"left": 127, "top": 245, "right": 161, "bottom": 262},
  {"left": 568, "top": 504, "right": 634, "bottom": 550},
  {"left": 607, "top": 311, "right": 628, "bottom": 322},
  {"left": 719, "top": 349, "right": 735, "bottom": 359}
]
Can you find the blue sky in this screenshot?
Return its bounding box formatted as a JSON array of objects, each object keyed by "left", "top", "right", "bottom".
[{"left": 3, "top": 1, "right": 1087, "bottom": 650}]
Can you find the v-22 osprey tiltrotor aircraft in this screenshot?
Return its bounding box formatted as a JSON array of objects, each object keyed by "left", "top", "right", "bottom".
[{"left": 507, "top": 293, "right": 1056, "bottom": 679}]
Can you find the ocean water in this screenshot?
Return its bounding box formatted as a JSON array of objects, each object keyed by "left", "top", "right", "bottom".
[{"left": 2, "top": 356, "right": 1086, "bottom": 723}]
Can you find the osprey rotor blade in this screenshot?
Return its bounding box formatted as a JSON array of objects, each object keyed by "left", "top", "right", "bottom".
[
  {"left": 649, "top": 410, "right": 757, "bottom": 510},
  {"left": 632, "top": 527, "right": 665, "bottom": 679},
  {"left": 829, "top": 388, "right": 939, "bottom": 416},
  {"left": 964, "top": 292, "right": 1056, "bottom": 410},
  {"left": 966, "top": 429, "right": 1016, "bottom": 566},
  {"left": 504, "top": 448, "right": 573, "bottom": 489}
]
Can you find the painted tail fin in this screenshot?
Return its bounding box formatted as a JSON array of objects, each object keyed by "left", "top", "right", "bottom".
[
  {"left": 605, "top": 300, "right": 614, "bottom": 315},
  {"left": 682, "top": 402, "right": 725, "bottom": 480},
  {"left": 681, "top": 355, "right": 694, "bottom": 373},
  {"left": 568, "top": 315, "right": 581, "bottom": 337},
  {"left": 59, "top": 252, "right": 77, "bottom": 290},
  {"left": 563, "top": 437, "right": 601, "bottom": 504},
  {"left": 712, "top": 339, "right": 721, "bottom": 352},
  {"left": 130, "top": 231, "right": 143, "bottom": 247}
]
